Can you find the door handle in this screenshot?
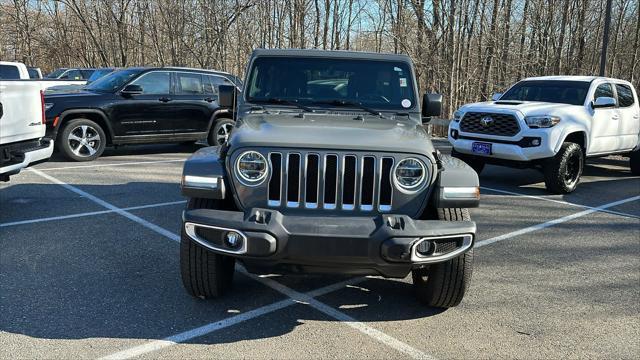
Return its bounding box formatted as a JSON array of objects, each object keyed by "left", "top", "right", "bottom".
[
  {"left": 204, "top": 97, "right": 214, "bottom": 103},
  {"left": 612, "top": 115, "right": 620, "bottom": 120},
  {"left": 158, "top": 97, "right": 171, "bottom": 102}
]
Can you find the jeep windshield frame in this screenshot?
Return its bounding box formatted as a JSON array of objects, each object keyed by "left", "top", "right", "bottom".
[
  {"left": 245, "top": 56, "right": 417, "bottom": 112},
  {"left": 500, "top": 80, "right": 591, "bottom": 106}
]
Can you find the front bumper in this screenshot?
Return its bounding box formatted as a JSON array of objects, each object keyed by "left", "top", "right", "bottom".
[
  {"left": 183, "top": 208, "right": 476, "bottom": 278},
  {"left": 448, "top": 120, "right": 561, "bottom": 161}
]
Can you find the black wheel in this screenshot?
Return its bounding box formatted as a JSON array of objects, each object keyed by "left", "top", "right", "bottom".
[
  {"left": 630, "top": 151, "right": 640, "bottom": 175},
  {"left": 451, "top": 150, "right": 485, "bottom": 175},
  {"left": 412, "top": 208, "right": 474, "bottom": 308},
  {"left": 543, "top": 142, "right": 584, "bottom": 194},
  {"left": 57, "top": 118, "right": 106, "bottom": 162},
  {"left": 208, "top": 118, "right": 235, "bottom": 146},
  {"left": 180, "top": 198, "right": 236, "bottom": 298}
]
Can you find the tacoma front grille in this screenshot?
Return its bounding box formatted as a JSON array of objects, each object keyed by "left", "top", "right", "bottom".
[
  {"left": 267, "top": 152, "right": 395, "bottom": 212},
  {"left": 460, "top": 112, "right": 520, "bottom": 136}
]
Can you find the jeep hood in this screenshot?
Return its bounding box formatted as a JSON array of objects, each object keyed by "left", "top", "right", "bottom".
[
  {"left": 229, "top": 113, "right": 435, "bottom": 155},
  {"left": 460, "top": 101, "right": 585, "bottom": 117}
]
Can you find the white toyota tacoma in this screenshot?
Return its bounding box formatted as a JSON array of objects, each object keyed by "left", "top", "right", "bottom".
[
  {"left": 0, "top": 80, "right": 55, "bottom": 181},
  {"left": 448, "top": 76, "right": 640, "bottom": 193}
]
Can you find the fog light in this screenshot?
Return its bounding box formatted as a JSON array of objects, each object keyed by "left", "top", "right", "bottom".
[
  {"left": 224, "top": 231, "right": 243, "bottom": 249},
  {"left": 450, "top": 129, "right": 459, "bottom": 139},
  {"left": 416, "top": 240, "right": 433, "bottom": 256},
  {"left": 531, "top": 138, "right": 541, "bottom": 146}
]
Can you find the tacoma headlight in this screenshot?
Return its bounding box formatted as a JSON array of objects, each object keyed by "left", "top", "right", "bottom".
[
  {"left": 453, "top": 110, "right": 463, "bottom": 122},
  {"left": 394, "top": 158, "right": 427, "bottom": 192},
  {"left": 525, "top": 115, "right": 561, "bottom": 128},
  {"left": 44, "top": 103, "right": 54, "bottom": 111},
  {"left": 236, "top": 151, "right": 268, "bottom": 185}
]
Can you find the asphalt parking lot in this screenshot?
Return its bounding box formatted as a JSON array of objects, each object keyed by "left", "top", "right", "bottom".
[{"left": 1, "top": 140, "right": 639, "bottom": 359}]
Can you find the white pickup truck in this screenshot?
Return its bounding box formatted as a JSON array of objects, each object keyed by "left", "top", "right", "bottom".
[
  {"left": 448, "top": 76, "right": 640, "bottom": 193},
  {"left": 0, "top": 61, "right": 86, "bottom": 90},
  {"left": 0, "top": 81, "right": 55, "bottom": 181}
]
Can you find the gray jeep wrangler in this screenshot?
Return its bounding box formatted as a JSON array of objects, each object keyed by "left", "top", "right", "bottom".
[{"left": 180, "top": 49, "right": 480, "bottom": 308}]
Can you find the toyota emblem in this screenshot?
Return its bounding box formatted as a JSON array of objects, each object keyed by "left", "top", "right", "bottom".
[{"left": 480, "top": 116, "right": 494, "bottom": 127}]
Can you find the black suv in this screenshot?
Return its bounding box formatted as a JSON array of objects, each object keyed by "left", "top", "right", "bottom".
[{"left": 44, "top": 67, "right": 241, "bottom": 161}]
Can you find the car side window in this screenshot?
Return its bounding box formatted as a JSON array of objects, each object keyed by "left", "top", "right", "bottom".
[
  {"left": 131, "top": 71, "right": 171, "bottom": 94},
  {"left": 615, "top": 84, "right": 635, "bottom": 108},
  {"left": 204, "top": 75, "right": 233, "bottom": 95},
  {"left": 177, "top": 73, "right": 204, "bottom": 95},
  {"left": 594, "top": 83, "right": 614, "bottom": 100},
  {"left": 63, "top": 70, "right": 82, "bottom": 80}
]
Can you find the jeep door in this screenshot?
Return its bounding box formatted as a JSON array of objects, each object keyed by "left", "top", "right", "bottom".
[
  {"left": 589, "top": 82, "right": 621, "bottom": 154},
  {"left": 170, "top": 72, "right": 214, "bottom": 135},
  {"left": 613, "top": 83, "right": 640, "bottom": 152},
  {"left": 109, "top": 71, "right": 175, "bottom": 136}
]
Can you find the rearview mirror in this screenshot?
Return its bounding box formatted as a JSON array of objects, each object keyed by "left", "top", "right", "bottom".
[
  {"left": 218, "top": 85, "right": 237, "bottom": 108},
  {"left": 121, "top": 84, "right": 143, "bottom": 96},
  {"left": 422, "top": 93, "right": 442, "bottom": 123},
  {"left": 592, "top": 96, "right": 616, "bottom": 109},
  {"left": 491, "top": 92, "right": 503, "bottom": 101}
]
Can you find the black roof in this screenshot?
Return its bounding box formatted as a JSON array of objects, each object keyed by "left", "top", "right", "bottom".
[{"left": 251, "top": 48, "right": 411, "bottom": 62}]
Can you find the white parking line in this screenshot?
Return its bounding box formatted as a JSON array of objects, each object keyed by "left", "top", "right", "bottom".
[
  {"left": 481, "top": 186, "right": 640, "bottom": 219},
  {"left": 0, "top": 200, "right": 186, "bottom": 228},
  {"left": 476, "top": 195, "right": 640, "bottom": 248},
  {"left": 101, "top": 276, "right": 367, "bottom": 360},
  {"left": 31, "top": 169, "right": 433, "bottom": 360},
  {"left": 33, "top": 159, "right": 185, "bottom": 171}
]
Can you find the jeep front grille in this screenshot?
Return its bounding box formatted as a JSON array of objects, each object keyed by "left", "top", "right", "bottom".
[
  {"left": 460, "top": 112, "right": 520, "bottom": 136},
  {"left": 267, "top": 152, "right": 394, "bottom": 212}
]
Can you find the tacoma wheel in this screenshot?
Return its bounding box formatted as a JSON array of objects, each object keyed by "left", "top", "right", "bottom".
[
  {"left": 412, "top": 208, "right": 474, "bottom": 308},
  {"left": 630, "top": 151, "right": 640, "bottom": 175},
  {"left": 543, "top": 142, "right": 583, "bottom": 194},
  {"left": 57, "top": 118, "right": 106, "bottom": 162},
  {"left": 180, "top": 197, "right": 235, "bottom": 298},
  {"left": 208, "top": 118, "right": 235, "bottom": 146}
]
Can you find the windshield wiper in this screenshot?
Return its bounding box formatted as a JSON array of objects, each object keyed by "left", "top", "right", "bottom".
[
  {"left": 263, "top": 98, "right": 314, "bottom": 112},
  {"left": 311, "top": 99, "right": 383, "bottom": 117}
]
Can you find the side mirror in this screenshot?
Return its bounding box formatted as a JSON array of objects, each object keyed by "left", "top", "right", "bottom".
[
  {"left": 422, "top": 93, "right": 442, "bottom": 123},
  {"left": 592, "top": 96, "right": 616, "bottom": 109},
  {"left": 218, "top": 85, "right": 237, "bottom": 108},
  {"left": 491, "top": 92, "right": 503, "bottom": 101},
  {"left": 121, "top": 84, "right": 143, "bottom": 96}
]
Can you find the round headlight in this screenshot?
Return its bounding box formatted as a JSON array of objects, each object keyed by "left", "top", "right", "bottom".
[
  {"left": 236, "top": 151, "right": 268, "bottom": 185},
  {"left": 394, "top": 158, "right": 426, "bottom": 191}
]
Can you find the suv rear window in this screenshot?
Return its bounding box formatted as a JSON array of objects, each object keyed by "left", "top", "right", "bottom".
[
  {"left": 615, "top": 84, "right": 635, "bottom": 107},
  {"left": 0, "top": 65, "right": 20, "bottom": 79},
  {"left": 177, "top": 73, "right": 204, "bottom": 95}
]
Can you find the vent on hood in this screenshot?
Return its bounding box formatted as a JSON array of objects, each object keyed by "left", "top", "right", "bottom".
[{"left": 494, "top": 101, "right": 523, "bottom": 105}]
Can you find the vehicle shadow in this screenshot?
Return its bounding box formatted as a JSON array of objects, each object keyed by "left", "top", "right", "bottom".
[
  {"left": 0, "top": 181, "right": 446, "bottom": 346},
  {"left": 48, "top": 142, "right": 206, "bottom": 161}
]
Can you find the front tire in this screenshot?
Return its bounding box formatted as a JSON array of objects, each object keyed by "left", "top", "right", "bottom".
[
  {"left": 412, "top": 208, "right": 474, "bottom": 308},
  {"left": 57, "top": 118, "right": 106, "bottom": 162},
  {"left": 208, "top": 118, "right": 235, "bottom": 146},
  {"left": 543, "top": 142, "right": 584, "bottom": 194},
  {"left": 630, "top": 150, "right": 640, "bottom": 175},
  {"left": 180, "top": 198, "right": 236, "bottom": 299}
]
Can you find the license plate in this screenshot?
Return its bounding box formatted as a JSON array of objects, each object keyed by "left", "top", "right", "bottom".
[{"left": 472, "top": 142, "right": 492, "bottom": 155}]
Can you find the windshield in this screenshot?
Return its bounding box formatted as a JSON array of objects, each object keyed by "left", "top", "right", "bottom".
[
  {"left": 46, "top": 68, "right": 66, "bottom": 78},
  {"left": 246, "top": 56, "right": 416, "bottom": 111},
  {"left": 86, "top": 68, "right": 142, "bottom": 92},
  {"left": 87, "top": 69, "right": 114, "bottom": 83},
  {"left": 500, "top": 80, "right": 590, "bottom": 106}
]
